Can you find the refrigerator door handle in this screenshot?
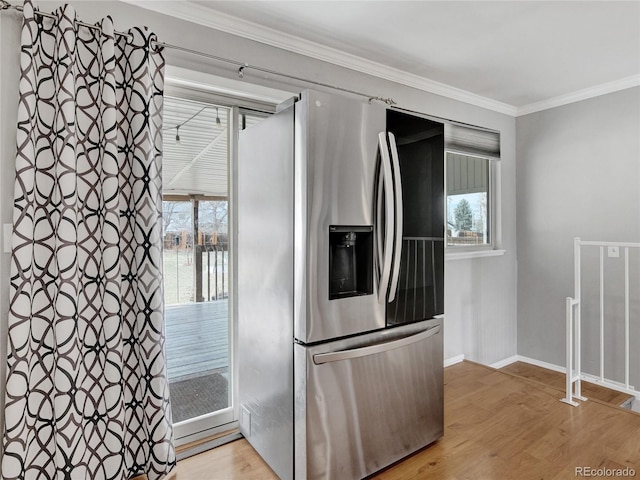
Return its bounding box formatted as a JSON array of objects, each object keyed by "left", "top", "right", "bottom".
[
  {"left": 313, "top": 325, "right": 441, "bottom": 365},
  {"left": 387, "top": 132, "right": 403, "bottom": 303},
  {"left": 376, "top": 153, "right": 384, "bottom": 279},
  {"left": 377, "top": 132, "right": 394, "bottom": 304}
]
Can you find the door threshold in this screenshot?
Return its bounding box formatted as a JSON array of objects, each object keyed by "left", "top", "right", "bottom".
[{"left": 176, "top": 428, "right": 242, "bottom": 461}]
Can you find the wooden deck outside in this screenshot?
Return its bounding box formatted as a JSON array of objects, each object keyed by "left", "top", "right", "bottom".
[{"left": 165, "top": 300, "right": 229, "bottom": 382}]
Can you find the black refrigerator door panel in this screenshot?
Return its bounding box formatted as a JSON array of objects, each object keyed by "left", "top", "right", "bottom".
[{"left": 386, "top": 110, "right": 445, "bottom": 326}]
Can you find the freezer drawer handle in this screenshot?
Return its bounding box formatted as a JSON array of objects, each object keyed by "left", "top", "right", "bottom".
[{"left": 313, "top": 325, "right": 441, "bottom": 365}]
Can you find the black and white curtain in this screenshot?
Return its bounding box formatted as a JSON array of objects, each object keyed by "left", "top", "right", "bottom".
[{"left": 2, "top": 1, "right": 175, "bottom": 478}]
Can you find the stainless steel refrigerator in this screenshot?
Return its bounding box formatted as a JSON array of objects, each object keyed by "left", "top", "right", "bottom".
[{"left": 238, "top": 90, "right": 444, "bottom": 480}]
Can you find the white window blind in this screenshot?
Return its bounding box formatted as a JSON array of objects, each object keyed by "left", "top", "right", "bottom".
[{"left": 445, "top": 123, "right": 500, "bottom": 160}]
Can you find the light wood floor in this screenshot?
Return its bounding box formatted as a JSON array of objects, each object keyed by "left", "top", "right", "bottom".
[
  {"left": 167, "top": 361, "right": 640, "bottom": 479},
  {"left": 499, "top": 361, "right": 633, "bottom": 407}
]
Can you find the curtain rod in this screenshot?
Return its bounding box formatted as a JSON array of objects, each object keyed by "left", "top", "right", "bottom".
[
  {"left": 1, "top": 0, "right": 396, "bottom": 106},
  {"left": 2, "top": 1, "right": 497, "bottom": 125},
  {"left": 1, "top": 0, "right": 131, "bottom": 39},
  {"left": 153, "top": 39, "right": 396, "bottom": 106}
]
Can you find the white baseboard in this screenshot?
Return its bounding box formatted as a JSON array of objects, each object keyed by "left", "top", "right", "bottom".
[
  {"left": 515, "top": 355, "right": 566, "bottom": 374},
  {"left": 489, "top": 355, "right": 519, "bottom": 369},
  {"left": 464, "top": 354, "right": 567, "bottom": 373},
  {"left": 444, "top": 354, "right": 465, "bottom": 367},
  {"left": 488, "top": 355, "right": 639, "bottom": 398},
  {"left": 488, "top": 354, "right": 567, "bottom": 373}
]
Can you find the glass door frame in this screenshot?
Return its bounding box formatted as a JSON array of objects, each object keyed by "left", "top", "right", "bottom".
[{"left": 165, "top": 83, "right": 278, "bottom": 446}]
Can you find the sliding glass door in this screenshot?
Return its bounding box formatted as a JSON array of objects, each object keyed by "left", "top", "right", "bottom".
[
  {"left": 161, "top": 96, "right": 234, "bottom": 442},
  {"left": 161, "top": 93, "right": 272, "bottom": 445},
  {"left": 162, "top": 198, "right": 230, "bottom": 424}
]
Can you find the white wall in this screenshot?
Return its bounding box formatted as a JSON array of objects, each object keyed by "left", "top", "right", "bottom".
[
  {"left": 0, "top": 0, "right": 518, "bottom": 439},
  {"left": 516, "top": 87, "right": 640, "bottom": 383}
]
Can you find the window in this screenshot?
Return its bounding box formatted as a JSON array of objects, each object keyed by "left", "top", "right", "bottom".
[
  {"left": 444, "top": 123, "right": 500, "bottom": 252},
  {"left": 447, "top": 153, "right": 491, "bottom": 247}
]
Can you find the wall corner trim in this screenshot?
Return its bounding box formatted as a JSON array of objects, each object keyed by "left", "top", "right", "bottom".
[
  {"left": 489, "top": 355, "right": 519, "bottom": 369},
  {"left": 444, "top": 354, "right": 465, "bottom": 367}
]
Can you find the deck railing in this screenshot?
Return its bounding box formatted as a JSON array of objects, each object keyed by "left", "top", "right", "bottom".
[
  {"left": 562, "top": 237, "right": 640, "bottom": 406},
  {"left": 202, "top": 244, "right": 229, "bottom": 301},
  {"left": 163, "top": 241, "right": 228, "bottom": 305}
]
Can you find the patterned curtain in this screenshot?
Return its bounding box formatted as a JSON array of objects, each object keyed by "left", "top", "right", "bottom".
[{"left": 2, "top": 1, "right": 175, "bottom": 479}]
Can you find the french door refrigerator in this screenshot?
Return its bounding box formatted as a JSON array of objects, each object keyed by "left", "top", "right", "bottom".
[{"left": 238, "top": 90, "right": 444, "bottom": 480}]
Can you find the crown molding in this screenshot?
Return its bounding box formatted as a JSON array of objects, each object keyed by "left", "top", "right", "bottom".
[
  {"left": 119, "top": 0, "right": 518, "bottom": 116},
  {"left": 516, "top": 74, "right": 640, "bottom": 117},
  {"left": 120, "top": 0, "right": 638, "bottom": 118}
]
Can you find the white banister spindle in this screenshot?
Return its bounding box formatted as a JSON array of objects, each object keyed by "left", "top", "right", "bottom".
[
  {"left": 574, "top": 238, "right": 582, "bottom": 400},
  {"left": 562, "top": 297, "right": 576, "bottom": 406},
  {"left": 574, "top": 237, "right": 581, "bottom": 303},
  {"left": 561, "top": 237, "right": 586, "bottom": 406},
  {"left": 599, "top": 246, "right": 604, "bottom": 381},
  {"left": 625, "top": 247, "right": 630, "bottom": 389},
  {"left": 562, "top": 296, "right": 585, "bottom": 406},
  {"left": 564, "top": 297, "right": 575, "bottom": 405}
]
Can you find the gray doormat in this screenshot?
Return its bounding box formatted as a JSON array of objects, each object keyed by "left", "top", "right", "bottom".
[{"left": 170, "top": 371, "right": 229, "bottom": 423}]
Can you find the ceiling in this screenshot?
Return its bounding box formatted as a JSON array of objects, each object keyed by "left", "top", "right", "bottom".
[
  {"left": 162, "top": 97, "right": 230, "bottom": 197},
  {"left": 144, "top": 1, "right": 640, "bottom": 196},
  {"left": 133, "top": 0, "right": 640, "bottom": 116},
  {"left": 162, "top": 96, "right": 267, "bottom": 198},
  {"left": 146, "top": 0, "right": 640, "bottom": 198}
]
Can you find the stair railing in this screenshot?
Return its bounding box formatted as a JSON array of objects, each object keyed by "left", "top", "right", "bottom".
[{"left": 562, "top": 237, "right": 640, "bottom": 406}]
